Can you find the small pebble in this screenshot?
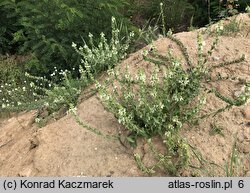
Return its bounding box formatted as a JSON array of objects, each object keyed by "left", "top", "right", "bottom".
[{"left": 243, "top": 106, "right": 250, "bottom": 120}]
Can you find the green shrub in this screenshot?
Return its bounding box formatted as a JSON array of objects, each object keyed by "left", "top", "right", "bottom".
[
  {"left": 130, "top": 0, "right": 195, "bottom": 32},
  {"left": 0, "top": 55, "right": 24, "bottom": 84},
  {"left": 210, "top": 0, "right": 249, "bottom": 19},
  {"left": 15, "top": 0, "right": 129, "bottom": 77},
  {"left": 126, "top": 0, "right": 249, "bottom": 34},
  {"left": 0, "top": 0, "right": 22, "bottom": 54}
]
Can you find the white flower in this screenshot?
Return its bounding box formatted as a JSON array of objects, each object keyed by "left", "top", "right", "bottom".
[
  {"left": 30, "top": 82, "right": 34, "bottom": 87},
  {"left": 200, "top": 97, "right": 207, "bottom": 105},
  {"left": 100, "top": 32, "right": 105, "bottom": 38},
  {"left": 142, "top": 49, "right": 149, "bottom": 56},
  {"left": 159, "top": 102, "right": 164, "bottom": 109},
  {"left": 165, "top": 131, "right": 171, "bottom": 137},
  {"left": 35, "top": 118, "right": 41, "bottom": 123},
  {"left": 72, "top": 42, "right": 77, "bottom": 48},
  {"left": 69, "top": 106, "right": 77, "bottom": 114},
  {"left": 173, "top": 61, "right": 180, "bottom": 67}
]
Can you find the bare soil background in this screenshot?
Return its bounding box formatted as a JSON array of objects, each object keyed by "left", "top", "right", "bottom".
[{"left": 0, "top": 14, "right": 249, "bottom": 176}]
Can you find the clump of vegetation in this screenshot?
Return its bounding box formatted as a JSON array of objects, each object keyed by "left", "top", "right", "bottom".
[
  {"left": 96, "top": 40, "right": 204, "bottom": 141},
  {"left": 211, "top": 0, "right": 239, "bottom": 19},
  {"left": 0, "top": 64, "right": 90, "bottom": 120},
  {"left": 0, "top": 55, "right": 41, "bottom": 112},
  {"left": 73, "top": 17, "right": 134, "bottom": 77},
  {"left": 221, "top": 17, "right": 241, "bottom": 36},
  {"left": 127, "top": 0, "right": 196, "bottom": 33},
  {"left": 0, "top": 55, "right": 24, "bottom": 84},
  {"left": 202, "top": 16, "right": 242, "bottom": 37}
]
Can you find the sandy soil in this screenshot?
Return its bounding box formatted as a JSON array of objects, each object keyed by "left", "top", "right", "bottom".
[{"left": 0, "top": 14, "right": 249, "bottom": 176}]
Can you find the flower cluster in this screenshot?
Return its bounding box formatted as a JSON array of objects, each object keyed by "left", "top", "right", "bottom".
[
  {"left": 0, "top": 78, "right": 43, "bottom": 111},
  {"left": 73, "top": 17, "right": 134, "bottom": 78}
]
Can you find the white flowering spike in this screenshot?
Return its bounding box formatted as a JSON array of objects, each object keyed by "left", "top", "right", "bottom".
[
  {"left": 88, "top": 33, "right": 93, "bottom": 38},
  {"left": 72, "top": 42, "right": 77, "bottom": 48}
]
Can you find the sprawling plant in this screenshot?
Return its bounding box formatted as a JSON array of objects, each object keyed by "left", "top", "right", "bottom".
[{"left": 94, "top": 29, "right": 249, "bottom": 174}]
